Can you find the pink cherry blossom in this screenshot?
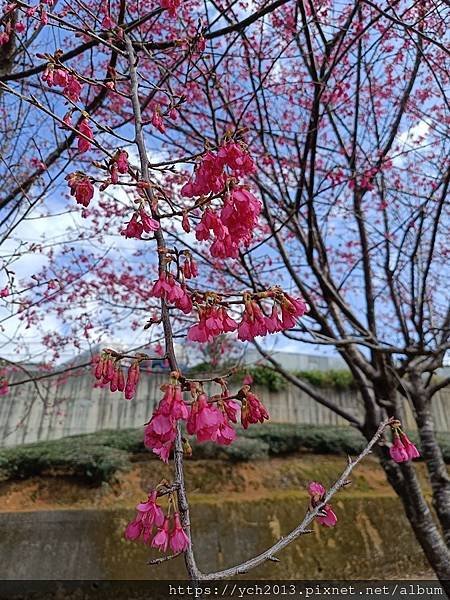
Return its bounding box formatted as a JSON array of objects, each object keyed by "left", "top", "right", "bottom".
[
  {"left": 116, "top": 150, "right": 129, "bottom": 173},
  {"left": 124, "top": 363, "right": 140, "bottom": 400},
  {"left": 151, "top": 516, "right": 170, "bottom": 552},
  {"left": 151, "top": 108, "right": 166, "bottom": 133},
  {"left": 124, "top": 490, "right": 165, "bottom": 544},
  {"left": 307, "top": 481, "right": 337, "bottom": 527},
  {"left": 389, "top": 435, "right": 409, "bottom": 463},
  {"left": 77, "top": 118, "right": 93, "bottom": 153},
  {"left": 169, "top": 512, "right": 190, "bottom": 553},
  {"left": 150, "top": 273, "right": 192, "bottom": 314},
  {"left": 240, "top": 390, "right": 269, "bottom": 429},
  {"left": 64, "top": 74, "right": 82, "bottom": 102},
  {"left": 308, "top": 481, "right": 326, "bottom": 498},
  {"left": 187, "top": 393, "right": 223, "bottom": 442},
  {"left": 159, "top": 384, "right": 189, "bottom": 420},
  {"left": 400, "top": 433, "right": 420, "bottom": 460},
  {"left": 317, "top": 505, "right": 338, "bottom": 527},
  {"left": 66, "top": 173, "right": 94, "bottom": 207}
]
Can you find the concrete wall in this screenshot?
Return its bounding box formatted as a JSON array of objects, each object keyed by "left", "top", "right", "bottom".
[
  {"left": 1, "top": 369, "right": 450, "bottom": 447},
  {"left": 0, "top": 494, "right": 431, "bottom": 580}
]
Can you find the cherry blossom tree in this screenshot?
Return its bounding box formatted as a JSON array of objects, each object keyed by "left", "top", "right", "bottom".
[{"left": 0, "top": 0, "right": 447, "bottom": 587}]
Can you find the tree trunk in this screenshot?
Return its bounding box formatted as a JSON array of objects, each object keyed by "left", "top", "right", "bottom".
[
  {"left": 411, "top": 389, "right": 450, "bottom": 547},
  {"left": 380, "top": 455, "right": 450, "bottom": 593}
]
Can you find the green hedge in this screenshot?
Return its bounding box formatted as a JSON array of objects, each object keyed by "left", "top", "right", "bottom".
[
  {"left": 1, "top": 425, "right": 449, "bottom": 485},
  {"left": 0, "top": 438, "right": 130, "bottom": 484},
  {"left": 188, "top": 365, "right": 356, "bottom": 392}
]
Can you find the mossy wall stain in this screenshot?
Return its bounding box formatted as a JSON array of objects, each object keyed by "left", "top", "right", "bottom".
[{"left": 0, "top": 494, "right": 430, "bottom": 581}]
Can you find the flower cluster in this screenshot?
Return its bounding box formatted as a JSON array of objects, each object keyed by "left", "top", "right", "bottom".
[
  {"left": 93, "top": 352, "right": 141, "bottom": 400},
  {"left": 237, "top": 293, "right": 309, "bottom": 341},
  {"left": 196, "top": 188, "right": 261, "bottom": 259},
  {"left": 42, "top": 65, "right": 82, "bottom": 102},
  {"left": 144, "top": 377, "right": 269, "bottom": 463},
  {"left": 389, "top": 422, "right": 420, "bottom": 463},
  {"left": 124, "top": 490, "right": 189, "bottom": 553},
  {"left": 151, "top": 272, "right": 192, "bottom": 314},
  {"left": 187, "top": 289, "right": 309, "bottom": 343},
  {"left": 65, "top": 173, "right": 94, "bottom": 207},
  {"left": 182, "top": 141, "right": 255, "bottom": 198},
  {"left": 187, "top": 306, "right": 238, "bottom": 342},
  {"left": 181, "top": 141, "right": 260, "bottom": 259},
  {"left": 122, "top": 209, "right": 160, "bottom": 239},
  {"left": 144, "top": 383, "right": 188, "bottom": 462},
  {"left": 308, "top": 482, "right": 338, "bottom": 527}
]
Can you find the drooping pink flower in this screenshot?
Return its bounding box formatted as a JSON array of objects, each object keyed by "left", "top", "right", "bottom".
[
  {"left": 121, "top": 213, "right": 143, "bottom": 239},
  {"left": 222, "top": 399, "right": 240, "bottom": 423},
  {"left": 150, "top": 273, "right": 192, "bottom": 314},
  {"left": 241, "top": 390, "right": 269, "bottom": 429},
  {"left": 188, "top": 306, "right": 238, "bottom": 343},
  {"left": 218, "top": 142, "right": 255, "bottom": 177},
  {"left": 77, "top": 118, "right": 93, "bottom": 153},
  {"left": 121, "top": 210, "right": 159, "bottom": 239},
  {"left": 187, "top": 393, "right": 223, "bottom": 442},
  {"left": 0, "top": 286, "right": 9, "bottom": 298},
  {"left": 317, "top": 505, "right": 338, "bottom": 527},
  {"left": 307, "top": 481, "right": 337, "bottom": 528},
  {"left": 151, "top": 108, "right": 166, "bottom": 133},
  {"left": 159, "top": 384, "right": 189, "bottom": 420},
  {"left": 116, "top": 150, "right": 129, "bottom": 173},
  {"left": 66, "top": 173, "right": 94, "bottom": 207},
  {"left": 182, "top": 153, "right": 227, "bottom": 198},
  {"left": 64, "top": 74, "right": 82, "bottom": 102},
  {"left": 389, "top": 434, "right": 409, "bottom": 463},
  {"left": 220, "top": 188, "right": 261, "bottom": 248},
  {"left": 125, "top": 362, "right": 140, "bottom": 400},
  {"left": 265, "top": 304, "right": 283, "bottom": 334},
  {"left": 280, "top": 294, "right": 309, "bottom": 328},
  {"left": 214, "top": 419, "right": 236, "bottom": 445},
  {"left": 182, "top": 255, "right": 198, "bottom": 279},
  {"left": 124, "top": 490, "right": 165, "bottom": 544},
  {"left": 144, "top": 404, "right": 177, "bottom": 463},
  {"left": 400, "top": 433, "right": 420, "bottom": 460},
  {"left": 237, "top": 300, "right": 268, "bottom": 341},
  {"left": 140, "top": 209, "right": 159, "bottom": 233},
  {"left": 169, "top": 513, "right": 190, "bottom": 553},
  {"left": 182, "top": 213, "right": 191, "bottom": 233},
  {"left": 152, "top": 517, "right": 170, "bottom": 552}
]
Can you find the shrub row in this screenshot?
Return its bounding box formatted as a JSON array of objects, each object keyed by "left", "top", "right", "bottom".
[{"left": 1, "top": 424, "right": 449, "bottom": 484}]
